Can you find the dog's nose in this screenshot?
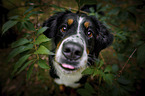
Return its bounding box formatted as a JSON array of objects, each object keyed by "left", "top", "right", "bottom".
[{"left": 62, "top": 42, "right": 83, "bottom": 60}]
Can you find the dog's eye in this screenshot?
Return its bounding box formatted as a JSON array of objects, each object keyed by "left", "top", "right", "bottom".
[
  {"left": 60, "top": 26, "right": 67, "bottom": 32},
  {"left": 87, "top": 31, "right": 93, "bottom": 38}
]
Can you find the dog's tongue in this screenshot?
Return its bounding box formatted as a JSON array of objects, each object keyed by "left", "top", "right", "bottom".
[{"left": 62, "top": 64, "right": 75, "bottom": 69}]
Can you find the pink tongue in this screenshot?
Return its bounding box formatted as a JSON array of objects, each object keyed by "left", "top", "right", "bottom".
[{"left": 62, "top": 64, "right": 75, "bottom": 69}]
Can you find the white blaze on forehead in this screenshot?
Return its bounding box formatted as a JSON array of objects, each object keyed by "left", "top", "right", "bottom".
[
  {"left": 53, "top": 17, "right": 88, "bottom": 88},
  {"left": 77, "top": 17, "right": 84, "bottom": 35}
]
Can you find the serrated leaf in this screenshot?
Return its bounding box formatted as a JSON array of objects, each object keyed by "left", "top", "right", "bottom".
[
  {"left": 11, "top": 38, "right": 31, "bottom": 48},
  {"left": 104, "top": 65, "right": 112, "bottom": 73},
  {"left": 12, "top": 54, "right": 31, "bottom": 75},
  {"left": 137, "top": 44, "right": 145, "bottom": 64},
  {"left": 82, "top": 67, "right": 94, "bottom": 75},
  {"left": 8, "top": 44, "right": 33, "bottom": 61},
  {"left": 34, "top": 34, "right": 50, "bottom": 45},
  {"left": 17, "top": 59, "right": 34, "bottom": 74},
  {"left": 2, "top": 20, "right": 18, "bottom": 34},
  {"left": 38, "top": 59, "right": 49, "bottom": 69},
  {"left": 24, "top": 6, "right": 34, "bottom": 15},
  {"left": 37, "top": 27, "right": 48, "bottom": 35},
  {"left": 23, "top": 21, "right": 35, "bottom": 31},
  {"left": 27, "top": 63, "right": 34, "bottom": 80},
  {"left": 34, "top": 45, "right": 54, "bottom": 55}
]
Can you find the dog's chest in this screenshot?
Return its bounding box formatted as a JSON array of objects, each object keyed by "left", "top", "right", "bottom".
[
  {"left": 53, "top": 62, "right": 85, "bottom": 88},
  {"left": 54, "top": 71, "right": 82, "bottom": 88}
]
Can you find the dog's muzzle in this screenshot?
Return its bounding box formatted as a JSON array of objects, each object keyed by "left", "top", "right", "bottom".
[
  {"left": 62, "top": 42, "right": 84, "bottom": 61},
  {"left": 54, "top": 35, "right": 88, "bottom": 73}
]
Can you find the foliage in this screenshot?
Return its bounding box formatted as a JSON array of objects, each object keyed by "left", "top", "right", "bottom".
[
  {"left": 2, "top": 6, "right": 53, "bottom": 79},
  {"left": 1, "top": 0, "right": 145, "bottom": 96}
]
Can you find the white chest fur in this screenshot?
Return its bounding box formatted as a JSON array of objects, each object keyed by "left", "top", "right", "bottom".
[{"left": 53, "top": 61, "right": 86, "bottom": 88}]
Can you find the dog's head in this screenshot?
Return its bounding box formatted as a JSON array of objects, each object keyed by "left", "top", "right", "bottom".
[{"left": 43, "top": 11, "right": 113, "bottom": 74}]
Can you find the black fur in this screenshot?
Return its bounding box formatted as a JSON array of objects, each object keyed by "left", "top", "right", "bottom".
[{"left": 43, "top": 11, "right": 113, "bottom": 85}]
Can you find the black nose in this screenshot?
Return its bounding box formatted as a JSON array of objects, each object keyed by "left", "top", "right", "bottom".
[{"left": 62, "top": 42, "right": 83, "bottom": 60}]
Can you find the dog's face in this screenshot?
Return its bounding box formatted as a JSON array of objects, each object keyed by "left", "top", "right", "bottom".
[{"left": 43, "top": 11, "right": 113, "bottom": 75}]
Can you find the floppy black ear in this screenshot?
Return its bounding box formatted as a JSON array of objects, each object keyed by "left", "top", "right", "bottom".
[
  {"left": 43, "top": 11, "right": 70, "bottom": 38},
  {"left": 94, "top": 18, "right": 113, "bottom": 56}
]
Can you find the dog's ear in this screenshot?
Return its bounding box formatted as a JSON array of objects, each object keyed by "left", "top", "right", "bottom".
[
  {"left": 43, "top": 11, "right": 70, "bottom": 38},
  {"left": 93, "top": 17, "right": 113, "bottom": 56}
]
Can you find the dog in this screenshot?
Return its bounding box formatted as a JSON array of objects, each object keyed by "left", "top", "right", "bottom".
[{"left": 43, "top": 11, "right": 113, "bottom": 88}]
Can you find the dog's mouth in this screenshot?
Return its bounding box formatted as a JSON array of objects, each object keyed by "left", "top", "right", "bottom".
[
  {"left": 55, "top": 60, "right": 78, "bottom": 71},
  {"left": 54, "top": 60, "right": 85, "bottom": 73},
  {"left": 60, "top": 63, "right": 77, "bottom": 71}
]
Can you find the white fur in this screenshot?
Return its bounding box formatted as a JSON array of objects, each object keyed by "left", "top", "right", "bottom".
[{"left": 53, "top": 17, "right": 88, "bottom": 88}]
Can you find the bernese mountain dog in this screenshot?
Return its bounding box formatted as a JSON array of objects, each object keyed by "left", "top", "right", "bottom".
[{"left": 43, "top": 11, "right": 113, "bottom": 88}]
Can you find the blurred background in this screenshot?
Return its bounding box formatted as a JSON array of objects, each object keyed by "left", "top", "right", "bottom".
[{"left": 0, "top": 0, "right": 145, "bottom": 96}]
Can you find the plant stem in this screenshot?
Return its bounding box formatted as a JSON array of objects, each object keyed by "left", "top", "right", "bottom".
[
  {"left": 119, "top": 48, "right": 137, "bottom": 75},
  {"left": 100, "top": 53, "right": 106, "bottom": 65},
  {"left": 33, "top": 33, "right": 39, "bottom": 60}
]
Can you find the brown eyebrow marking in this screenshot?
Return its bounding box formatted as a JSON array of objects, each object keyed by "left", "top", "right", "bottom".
[
  {"left": 67, "top": 19, "right": 74, "bottom": 25},
  {"left": 84, "top": 22, "right": 90, "bottom": 28}
]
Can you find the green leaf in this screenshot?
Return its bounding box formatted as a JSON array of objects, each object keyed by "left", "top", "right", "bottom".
[
  {"left": 27, "top": 63, "right": 34, "bottom": 80},
  {"left": 2, "top": 20, "right": 18, "bottom": 34},
  {"left": 104, "top": 65, "right": 112, "bottom": 73},
  {"left": 17, "top": 60, "right": 34, "bottom": 74},
  {"left": 37, "top": 27, "right": 48, "bottom": 35},
  {"left": 17, "top": 22, "right": 24, "bottom": 31},
  {"left": 8, "top": 44, "right": 33, "bottom": 61},
  {"left": 103, "top": 74, "right": 114, "bottom": 85},
  {"left": 98, "top": 60, "right": 104, "bottom": 69},
  {"left": 77, "top": 89, "right": 90, "bottom": 96},
  {"left": 117, "top": 76, "right": 131, "bottom": 85},
  {"left": 23, "top": 21, "right": 35, "bottom": 31},
  {"left": 25, "top": 11, "right": 43, "bottom": 18},
  {"left": 34, "top": 34, "right": 50, "bottom": 45},
  {"left": 108, "top": 7, "right": 120, "bottom": 15},
  {"left": 82, "top": 67, "right": 94, "bottom": 75},
  {"left": 38, "top": 59, "right": 49, "bottom": 69},
  {"left": 112, "top": 64, "right": 119, "bottom": 73},
  {"left": 9, "top": 15, "right": 19, "bottom": 20},
  {"left": 11, "top": 38, "right": 31, "bottom": 48},
  {"left": 24, "top": 6, "right": 34, "bottom": 15},
  {"left": 85, "top": 83, "right": 96, "bottom": 94},
  {"left": 137, "top": 44, "right": 145, "bottom": 64},
  {"left": 34, "top": 45, "right": 54, "bottom": 55},
  {"left": 93, "top": 69, "right": 102, "bottom": 76},
  {"left": 12, "top": 54, "right": 31, "bottom": 75},
  {"left": 118, "top": 11, "right": 128, "bottom": 20},
  {"left": 50, "top": 5, "right": 65, "bottom": 10}
]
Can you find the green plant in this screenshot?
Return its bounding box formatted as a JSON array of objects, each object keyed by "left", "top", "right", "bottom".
[
  {"left": 1, "top": 0, "right": 145, "bottom": 96},
  {"left": 2, "top": 7, "right": 53, "bottom": 79}
]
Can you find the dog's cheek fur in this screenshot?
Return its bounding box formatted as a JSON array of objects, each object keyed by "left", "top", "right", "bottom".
[{"left": 91, "top": 17, "right": 113, "bottom": 56}]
